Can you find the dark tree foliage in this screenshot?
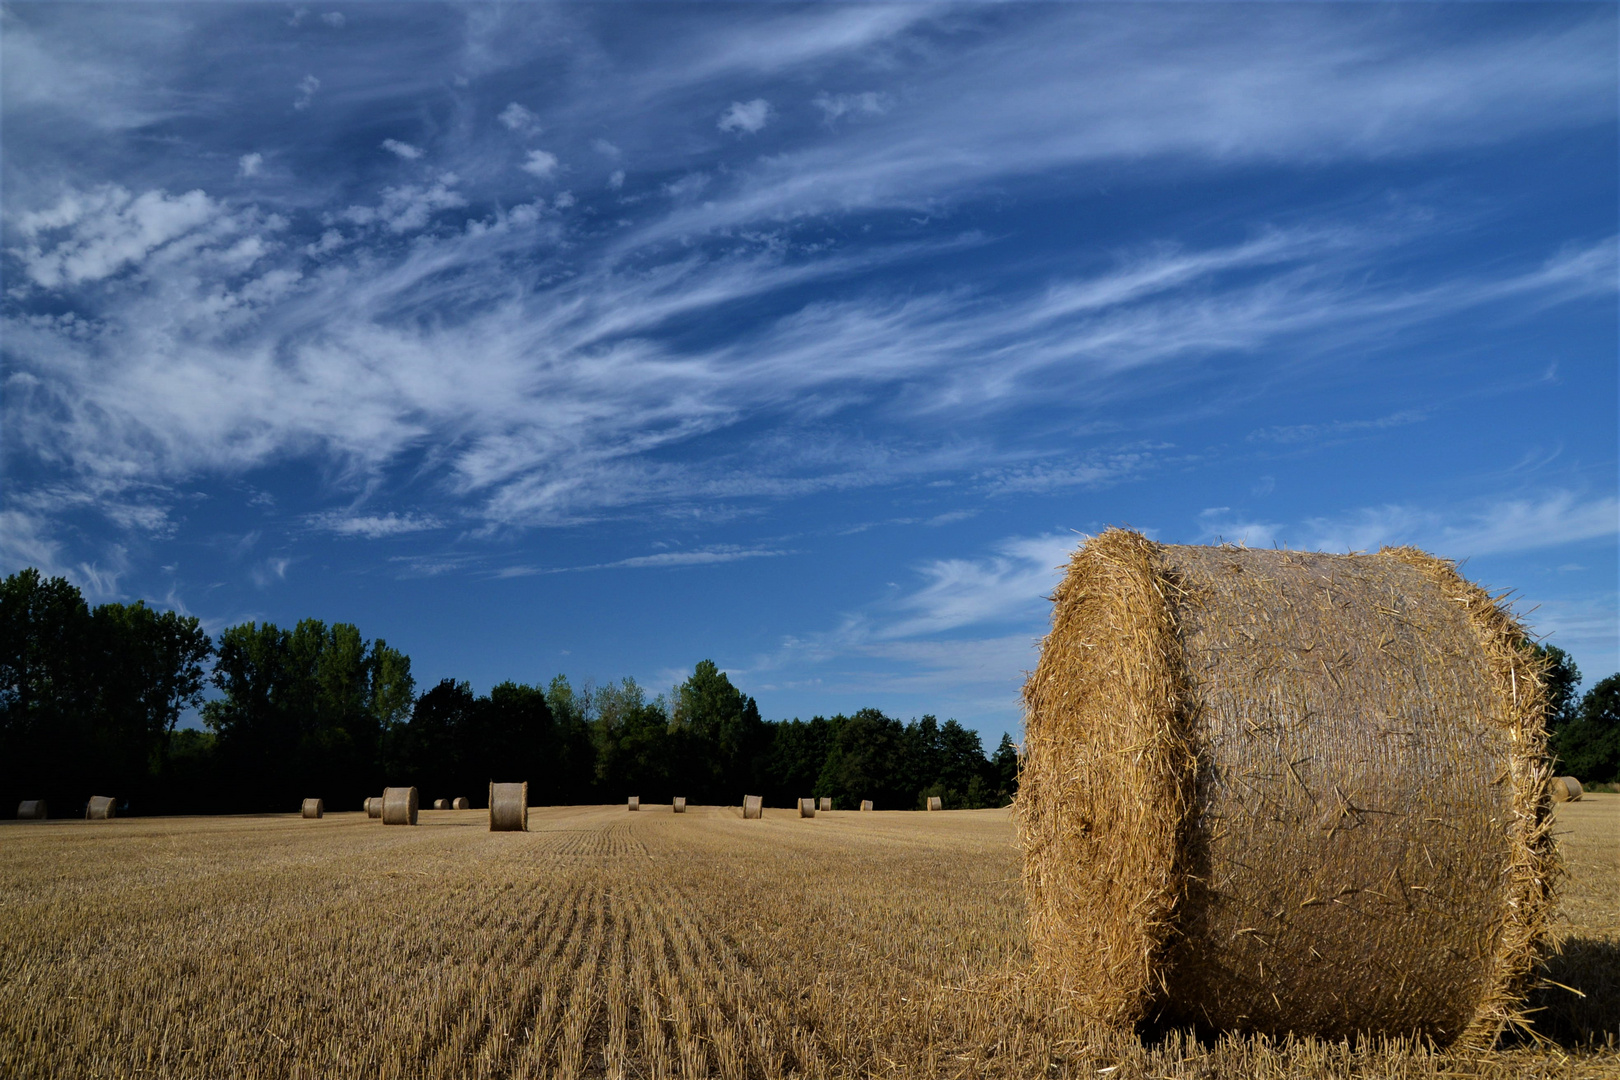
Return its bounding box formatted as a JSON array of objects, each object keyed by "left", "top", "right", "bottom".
[{"left": 1555, "top": 674, "right": 1620, "bottom": 784}]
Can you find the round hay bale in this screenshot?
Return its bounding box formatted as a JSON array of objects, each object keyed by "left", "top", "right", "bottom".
[
  {"left": 432, "top": 798, "right": 448, "bottom": 810},
  {"left": 1019, "top": 530, "right": 1559, "bottom": 1046},
  {"left": 673, "top": 796, "right": 687, "bottom": 813},
  {"left": 798, "top": 798, "right": 816, "bottom": 818},
  {"left": 1551, "top": 776, "right": 1584, "bottom": 803},
  {"left": 17, "top": 800, "right": 47, "bottom": 820},
  {"left": 301, "top": 798, "right": 324, "bottom": 818},
  {"left": 489, "top": 781, "right": 528, "bottom": 831},
  {"left": 818, "top": 797, "right": 832, "bottom": 812},
  {"left": 860, "top": 799, "right": 874, "bottom": 811},
  {"left": 85, "top": 796, "right": 116, "bottom": 820},
  {"left": 381, "top": 786, "right": 418, "bottom": 826},
  {"left": 365, "top": 796, "right": 383, "bottom": 818},
  {"left": 452, "top": 796, "right": 469, "bottom": 810},
  {"left": 926, "top": 795, "right": 943, "bottom": 811},
  {"left": 742, "top": 794, "right": 763, "bottom": 819}
]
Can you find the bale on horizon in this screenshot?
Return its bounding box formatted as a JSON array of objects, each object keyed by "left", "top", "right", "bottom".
[
  {"left": 489, "top": 781, "right": 527, "bottom": 832},
  {"left": 432, "top": 798, "right": 448, "bottom": 810},
  {"left": 1019, "top": 529, "right": 1559, "bottom": 1047},
  {"left": 365, "top": 796, "right": 383, "bottom": 818},
  {"left": 818, "top": 797, "right": 832, "bottom": 811},
  {"left": 926, "top": 796, "right": 943, "bottom": 811},
  {"left": 301, "top": 798, "right": 324, "bottom": 819},
  {"left": 381, "top": 786, "right": 418, "bottom": 826},
  {"left": 452, "top": 796, "right": 469, "bottom": 810},
  {"left": 85, "top": 796, "right": 115, "bottom": 820},
  {"left": 1551, "top": 776, "right": 1584, "bottom": 803},
  {"left": 627, "top": 796, "right": 640, "bottom": 811},
  {"left": 742, "top": 794, "right": 762, "bottom": 819},
  {"left": 798, "top": 798, "right": 815, "bottom": 818},
  {"left": 673, "top": 797, "right": 687, "bottom": 813},
  {"left": 860, "top": 799, "right": 874, "bottom": 811},
  {"left": 17, "top": 800, "right": 46, "bottom": 820}
]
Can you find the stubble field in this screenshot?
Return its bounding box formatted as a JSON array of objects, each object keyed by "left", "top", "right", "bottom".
[{"left": 1, "top": 797, "right": 1615, "bottom": 1079}]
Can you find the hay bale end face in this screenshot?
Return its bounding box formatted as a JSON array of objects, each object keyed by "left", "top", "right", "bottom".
[
  {"left": 489, "top": 781, "right": 528, "bottom": 831},
  {"left": 1551, "top": 776, "right": 1584, "bottom": 803},
  {"left": 365, "top": 796, "right": 383, "bottom": 818},
  {"left": 432, "top": 798, "right": 448, "bottom": 810},
  {"left": 798, "top": 798, "right": 816, "bottom": 818},
  {"left": 742, "top": 794, "right": 763, "bottom": 819},
  {"left": 673, "top": 796, "right": 687, "bottom": 813},
  {"left": 818, "top": 797, "right": 832, "bottom": 812},
  {"left": 85, "top": 796, "right": 115, "bottom": 820},
  {"left": 452, "top": 796, "right": 469, "bottom": 810},
  {"left": 301, "top": 798, "right": 324, "bottom": 818},
  {"left": 381, "top": 786, "right": 419, "bottom": 826},
  {"left": 926, "top": 796, "right": 943, "bottom": 811},
  {"left": 1019, "top": 530, "right": 1559, "bottom": 1046},
  {"left": 17, "top": 800, "right": 47, "bottom": 820},
  {"left": 859, "top": 799, "right": 874, "bottom": 811}
]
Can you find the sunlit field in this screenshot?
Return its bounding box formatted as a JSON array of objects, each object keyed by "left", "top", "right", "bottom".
[{"left": 2, "top": 798, "right": 1615, "bottom": 1079}]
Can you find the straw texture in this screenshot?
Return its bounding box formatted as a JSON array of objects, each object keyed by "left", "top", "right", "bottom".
[
  {"left": 381, "top": 786, "right": 418, "bottom": 826},
  {"left": 432, "top": 799, "right": 448, "bottom": 810},
  {"left": 673, "top": 797, "right": 687, "bottom": 813},
  {"left": 799, "top": 798, "right": 816, "bottom": 818},
  {"left": 628, "top": 796, "right": 640, "bottom": 811},
  {"left": 489, "top": 782, "right": 528, "bottom": 832},
  {"left": 301, "top": 798, "right": 324, "bottom": 819},
  {"left": 17, "top": 800, "right": 47, "bottom": 820},
  {"left": 452, "top": 797, "right": 469, "bottom": 810},
  {"left": 1019, "top": 529, "right": 1559, "bottom": 1047},
  {"left": 85, "top": 796, "right": 115, "bottom": 820},
  {"left": 365, "top": 796, "right": 383, "bottom": 819},
  {"left": 818, "top": 797, "right": 833, "bottom": 812},
  {"left": 1551, "top": 776, "right": 1583, "bottom": 803},
  {"left": 927, "top": 796, "right": 943, "bottom": 812},
  {"left": 860, "top": 800, "right": 874, "bottom": 811},
  {"left": 743, "top": 795, "right": 763, "bottom": 819}
]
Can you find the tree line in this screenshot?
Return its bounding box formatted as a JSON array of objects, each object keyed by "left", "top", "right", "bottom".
[{"left": 1, "top": 569, "right": 1019, "bottom": 817}]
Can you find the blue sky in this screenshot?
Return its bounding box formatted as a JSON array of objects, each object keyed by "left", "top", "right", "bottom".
[{"left": 3, "top": 2, "right": 1616, "bottom": 744}]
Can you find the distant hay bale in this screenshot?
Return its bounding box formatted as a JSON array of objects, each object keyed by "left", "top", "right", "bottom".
[
  {"left": 365, "top": 796, "right": 383, "bottom": 818},
  {"left": 85, "top": 796, "right": 115, "bottom": 820},
  {"left": 1019, "top": 529, "right": 1559, "bottom": 1047},
  {"left": 926, "top": 796, "right": 943, "bottom": 811},
  {"left": 627, "top": 796, "right": 640, "bottom": 811},
  {"left": 452, "top": 797, "right": 469, "bottom": 810},
  {"left": 818, "top": 797, "right": 832, "bottom": 811},
  {"left": 301, "top": 798, "right": 324, "bottom": 818},
  {"left": 432, "top": 798, "right": 448, "bottom": 810},
  {"left": 381, "top": 786, "right": 418, "bottom": 826},
  {"left": 673, "top": 797, "right": 687, "bottom": 813},
  {"left": 860, "top": 799, "right": 874, "bottom": 811},
  {"left": 17, "top": 800, "right": 47, "bottom": 820},
  {"left": 1551, "top": 776, "right": 1584, "bottom": 803},
  {"left": 799, "top": 798, "right": 816, "bottom": 818},
  {"left": 743, "top": 794, "right": 763, "bottom": 819},
  {"left": 489, "top": 781, "right": 528, "bottom": 832}
]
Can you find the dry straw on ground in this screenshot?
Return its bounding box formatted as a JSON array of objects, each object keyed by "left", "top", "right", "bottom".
[
  {"left": 488, "top": 782, "right": 528, "bottom": 832},
  {"left": 799, "top": 798, "right": 816, "bottom": 818},
  {"left": 452, "top": 797, "right": 469, "bottom": 810},
  {"left": 382, "top": 787, "right": 419, "bottom": 826},
  {"left": 365, "top": 796, "right": 383, "bottom": 818},
  {"left": 628, "top": 797, "right": 640, "bottom": 811},
  {"left": 85, "top": 796, "right": 115, "bottom": 820},
  {"left": 927, "top": 796, "right": 943, "bottom": 811},
  {"left": 674, "top": 797, "right": 687, "bottom": 813},
  {"left": 1020, "top": 529, "right": 1560, "bottom": 1047},
  {"left": 860, "top": 799, "right": 874, "bottom": 811},
  {"left": 1552, "top": 777, "right": 1585, "bottom": 803},
  {"left": 742, "top": 794, "right": 762, "bottom": 819},
  {"left": 16, "top": 800, "right": 46, "bottom": 820},
  {"left": 301, "top": 799, "right": 323, "bottom": 819}
]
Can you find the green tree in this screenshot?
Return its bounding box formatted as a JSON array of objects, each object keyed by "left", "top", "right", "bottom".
[
  {"left": 990, "top": 733, "right": 1019, "bottom": 804},
  {"left": 1554, "top": 674, "right": 1620, "bottom": 784}
]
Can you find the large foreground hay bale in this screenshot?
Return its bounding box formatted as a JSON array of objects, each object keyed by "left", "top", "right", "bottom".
[
  {"left": 432, "top": 798, "right": 448, "bottom": 810},
  {"left": 627, "top": 796, "right": 640, "bottom": 811},
  {"left": 85, "top": 796, "right": 115, "bottom": 820},
  {"left": 381, "top": 786, "right": 418, "bottom": 826},
  {"left": 1550, "top": 776, "right": 1584, "bottom": 803},
  {"left": 365, "top": 796, "right": 383, "bottom": 818},
  {"left": 489, "top": 781, "right": 528, "bottom": 831},
  {"left": 17, "top": 800, "right": 46, "bottom": 820},
  {"left": 798, "top": 798, "right": 816, "bottom": 818},
  {"left": 1019, "top": 530, "right": 1559, "bottom": 1047},
  {"left": 673, "top": 796, "right": 687, "bottom": 813},
  {"left": 301, "top": 798, "right": 324, "bottom": 818},
  {"left": 926, "top": 796, "right": 943, "bottom": 811},
  {"left": 818, "top": 797, "right": 832, "bottom": 811},
  {"left": 860, "top": 799, "right": 874, "bottom": 811},
  {"left": 742, "top": 794, "right": 762, "bottom": 819},
  {"left": 452, "top": 796, "right": 469, "bottom": 810}
]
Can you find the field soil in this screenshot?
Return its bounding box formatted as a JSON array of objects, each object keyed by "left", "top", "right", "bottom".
[{"left": 1, "top": 797, "right": 1615, "bottom": 1079}]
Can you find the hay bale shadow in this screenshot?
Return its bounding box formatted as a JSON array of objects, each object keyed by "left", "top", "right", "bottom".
[{"left": 1525, "top": 936, "right": 1620, "bottom": 1051}]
